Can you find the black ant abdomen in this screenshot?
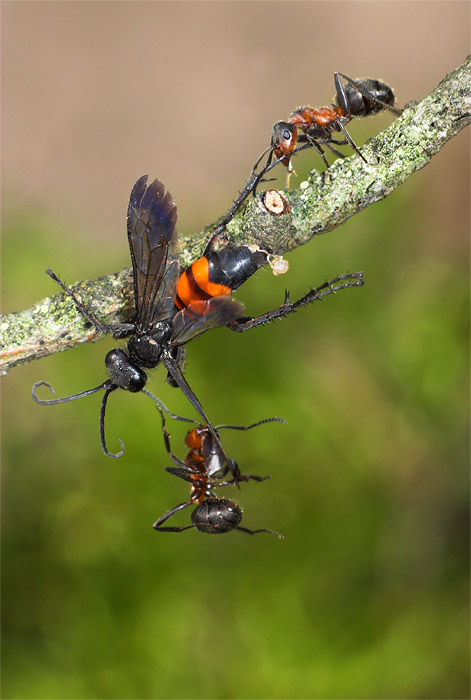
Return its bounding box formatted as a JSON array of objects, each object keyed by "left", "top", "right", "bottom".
[
  {"left": 338, "top": 77, "right": 396, "bottom": 118},
  {"left": 191, "top": 498, "right": 243, "bottom": 534}
]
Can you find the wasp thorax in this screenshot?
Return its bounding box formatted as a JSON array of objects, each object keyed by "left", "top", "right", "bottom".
[
  {"left": 105, "top": 348, "right": 147, "bottom": 392},
  {"left": 127, "top": 323, "right": 171, "bottom": 369}
]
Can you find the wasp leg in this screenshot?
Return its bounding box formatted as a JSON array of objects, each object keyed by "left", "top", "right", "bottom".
[{"left": 228, "top": 272, "right": 364, "bottom": 333}]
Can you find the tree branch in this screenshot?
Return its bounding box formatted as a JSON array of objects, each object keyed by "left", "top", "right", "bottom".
[{"left": 1, "top": 57, "right": 470, "bottom": 373}]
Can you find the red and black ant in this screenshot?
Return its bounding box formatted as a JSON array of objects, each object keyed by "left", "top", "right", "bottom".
[
  {"left": 256, "top": 73, "right": 402, "bottom": 187},
  {"left": 152, "top": 403, "right": 285, "bottom": 537}
]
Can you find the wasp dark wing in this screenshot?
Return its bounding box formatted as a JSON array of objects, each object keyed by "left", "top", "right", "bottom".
[
  {"left": 150, "top": 258, "right": 180, "bottom": 323},
  {"left": 171, "top": 297, "right": 245, "bottom": 346},
  {"left": 127, "top": 175, "right": 178, "bottom": 331}
]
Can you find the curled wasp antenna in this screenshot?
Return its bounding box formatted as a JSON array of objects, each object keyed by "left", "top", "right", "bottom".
[
  {"left": 32, "top": 380, "right": 109, "bottom": 405},
  {"left": 99, "top": 385, "right": 125, "bottom": 458}
]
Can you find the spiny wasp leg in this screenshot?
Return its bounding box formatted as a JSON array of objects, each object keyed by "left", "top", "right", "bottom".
[{"left": 228, "top": 272, "right": 364, "bottom": 333}]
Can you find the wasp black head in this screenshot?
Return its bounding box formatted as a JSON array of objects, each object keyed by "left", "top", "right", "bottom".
[
  {"left": 191, "top": 498, "right": 243, "bottom": 534},
  {"left": 104, "top": 348, "right": 147, "bottom": 392}
]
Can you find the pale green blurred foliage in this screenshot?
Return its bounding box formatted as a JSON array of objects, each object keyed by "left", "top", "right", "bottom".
[{"left": 3, "top": 181, "right": 469, "bottom": 698}]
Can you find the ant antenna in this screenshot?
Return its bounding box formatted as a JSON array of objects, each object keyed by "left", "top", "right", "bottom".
[{"left": 215, "top": 417, "right": 287, "bottom": 431}]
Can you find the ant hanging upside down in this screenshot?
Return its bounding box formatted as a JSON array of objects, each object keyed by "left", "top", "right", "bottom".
[
  {"left": 253, "top": 72, "right": 402, "bottom": 189},
  {"left": 152, "top": 401, "right": 285, "bottom": 537}
]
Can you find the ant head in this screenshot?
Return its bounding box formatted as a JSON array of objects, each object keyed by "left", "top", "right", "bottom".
[
  {"left": 105, "top": 348, "right": 147, "bottom": 392},
  {"left": 191, "top": 498, "right": 242, "bottom": 534},
  {"left": 270, "top": 121, "right": 297, "bottom": 156}
]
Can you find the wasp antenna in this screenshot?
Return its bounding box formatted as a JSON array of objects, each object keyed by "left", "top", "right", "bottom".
[
  {"left": 99, "top": 385, "right": 125, "bottom": 458},
  {"left": 31, "top": 380, "right": 55, "bottom": 401},
  {"left": 32, "top": 380, "right": 109, "bottom": 405}
]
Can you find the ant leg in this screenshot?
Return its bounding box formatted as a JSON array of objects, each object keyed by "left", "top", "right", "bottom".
[
  {"left": 215, "top": 473, "right": 271, "bottom": 487},
  {"left": 236, "top": 526, "right": 284, "bottom": 539},
  {"left": 329, "top": 137, "right": 348, "bottom": 146},
  {"left": 285, "top": 161, "right": 297, "bottom": 189},
  {"left": 228, "top": 272, "right": 364, "bottom": 333},
  {"left": 99, "top": 384, "right": 125, "bottom": 458},
  {"left": 324, "top": 142, "right": 347, "bottom": 160},
  {"left": 334, "top": 72, "right": 350, "bottom": 115},
  {"left": 152, "top": 499, "right": 196, "bottom": 532},
  {"left": 335, "top": 120, "right": 369, "bottom": 164},
  {"left": 209, "top": 161, "right": 273, "bottom": 244},
  {"left": 141, "top": 389, "right": 199, "bottom": 425},
  {"left": 154, "top": 406, "right": 191, "bottom": 469},
  {"left": 32, "top": 379, "right": 109, "bottom": 405},
  {"left": 216, "top": 417, "right": 287, "bottom": 431},
  {"left": 166, "top": 466, "right": 200, "bottom": 481},
  {"left": 305, "top": 133, "right": 331, "bottom": 171},
  {"left": 253, "top": 143, "right": 275, "bottom": 173},
  {"left": 251, "top": 149, "right": 279, "bottom": 198}
]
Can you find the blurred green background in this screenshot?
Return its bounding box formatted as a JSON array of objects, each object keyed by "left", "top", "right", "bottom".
[{"left": 2, "top": 3, "right": 469, "bottom": 699}]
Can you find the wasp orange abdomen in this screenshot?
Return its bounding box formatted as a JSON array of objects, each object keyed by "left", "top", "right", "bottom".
[
  {"left": 175, "top": 256, "right": 231, "bottom": 309},
  {"left": 175, "top": 246, "right": 267, "bottom": 309}
]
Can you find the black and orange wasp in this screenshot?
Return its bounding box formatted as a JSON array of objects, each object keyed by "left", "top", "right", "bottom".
[{"left": 33, "top": 175, "right": 363, "bottom": 468}]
